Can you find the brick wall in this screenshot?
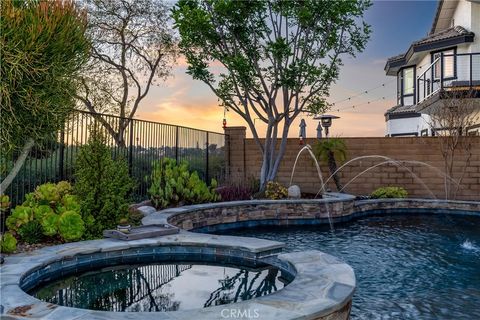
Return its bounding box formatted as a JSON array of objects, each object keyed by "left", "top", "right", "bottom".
[{"left": 226, "top": 127, "right": 480, "bottom": 200}]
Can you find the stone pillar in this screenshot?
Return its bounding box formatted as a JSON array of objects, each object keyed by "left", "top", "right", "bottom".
[{"left": 224, "top": 126, "right": 246, "bottom": 182}]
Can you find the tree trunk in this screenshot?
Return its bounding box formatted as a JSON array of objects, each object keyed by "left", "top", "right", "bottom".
[
  {"left": 258, "top": 122, "right": 290, "bottom": 191},
  {"left": 0, "top": 138, "right": 35, "bottom": 195},
  {"left": 328, "top": 151, "right": 342, "bottom": 192}
]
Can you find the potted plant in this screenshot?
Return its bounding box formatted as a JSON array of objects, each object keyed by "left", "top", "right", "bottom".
[{"left": 117, "top": 218, "right": 131, "bottom": 233}]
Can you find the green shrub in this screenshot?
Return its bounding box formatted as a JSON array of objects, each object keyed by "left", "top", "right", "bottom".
[
  {"left": 41, "top": 212, "right": 60, "bottom": 236},
  {"left": 371, "top": 186, "right": 408, "bottom": 199},
  {"left": 58, "top": 211, "right": 85, "bottom": 242},
  {"left": 34, "top": 182, "right": 61, "bottom": 204},
  {"left": 265, "top": 181, "right": 288, "bottom": 200},
  {"left": 149, "top": 158, "right": 219, "bottom": 209},
  {"left": 0, "top": 195, "right": 10, "bottom": 213},
  {"left": 0, "top": 232, "right": 17, "bottom": 253},
  {"left": 6, "top": 181, "right": 84, "bottom": 243},
  {"left": 34, "top": 205, "right": 54, "bottom": 220},
  {"left": 74, "top": 129, "right": 135, "bottom": 238},
  {"left": 6, "top": 206, "right": 33, "bottom": 232},
  {"left": 58, "top": 195, "right": 81, "bottom": 214},
  {"left": 56, "top": 180, "right": 73, "bottom": 197},
  {"left": 18, "top": 220, "right": 43, "bottom": 244}
]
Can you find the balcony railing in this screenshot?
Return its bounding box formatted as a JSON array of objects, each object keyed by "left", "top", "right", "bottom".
[{"left": 417, "top": 52, "right": 480, "bottom": 104}]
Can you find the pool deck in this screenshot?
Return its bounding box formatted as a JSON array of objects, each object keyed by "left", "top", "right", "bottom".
[{"left": 0, "top": 229, "right": 355, "bottom": 320}]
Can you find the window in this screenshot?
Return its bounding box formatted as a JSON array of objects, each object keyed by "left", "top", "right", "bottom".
[
  {"left": 403, "top": 68, "right": 414, "bottom": 95},
  {"left": 433, "top": 49, "right": 455, "bottom": 79},
  {"left": 397, "top": 66, "right": 415, "bottom": 106}
]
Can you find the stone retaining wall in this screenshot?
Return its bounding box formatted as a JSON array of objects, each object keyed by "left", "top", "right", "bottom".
[{"left": 141, "top": 197, "right": 480, "bottom": 233}]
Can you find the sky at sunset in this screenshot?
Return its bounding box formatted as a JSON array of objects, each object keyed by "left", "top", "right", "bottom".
[{"left": 139, "top": 0, "right": 438, "bottom": 138}]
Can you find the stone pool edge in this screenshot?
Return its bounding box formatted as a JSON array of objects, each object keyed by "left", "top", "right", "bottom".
[
  {"left": 0, "top": 228, "right": 355, "bottom": 320},
  {"left": 141, "top": 195, "right": 480, "bottom": 233}
]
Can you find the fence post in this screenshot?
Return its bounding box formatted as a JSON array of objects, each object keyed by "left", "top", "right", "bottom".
[
  {"left": 128, "top": 120, "right": 134, "bottom": 175},
  {"left": 175, "top": 126, "right": 179, "bottom": 163},
  {"left": 59, "top": 128, "right": 65, "bottom": 181},
  {"left": 205, "top": 132, "right": 209, "bottom": 183}
]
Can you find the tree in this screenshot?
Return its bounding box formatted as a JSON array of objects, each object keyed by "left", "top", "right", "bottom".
[
  {"left": 0, "top": 0, "right": 90, "bottom": 194},
  {"left": 173, "top": 0, "right": 371, "bottom": 189},
  {"left": 76, "top": 0, "right": 177, "bottom": 146},
  {"left": 74, "top": 127, "right": 135, "bottom": 238},
  {"left": 313, "top": 138, "right": 347, "bottom": 192},
  {"left": 426, "top": 90, "right": 480, "bottom": 199}
]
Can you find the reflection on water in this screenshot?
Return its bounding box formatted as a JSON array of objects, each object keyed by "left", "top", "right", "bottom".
[{"left": 30, "top": 263, "right": 285, "bottom": 312}]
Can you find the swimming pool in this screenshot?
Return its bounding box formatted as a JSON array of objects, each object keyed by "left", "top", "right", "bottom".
[{"left": 219, "top": 213, "right": 480, "bottom": 320}]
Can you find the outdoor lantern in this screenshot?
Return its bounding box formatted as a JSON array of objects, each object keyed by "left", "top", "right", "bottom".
[
  {"left": 299, "top": 119, "right": 307, "bottom": 145},
  {"left": 314, "top": 114, "right": 340, "bottom": 138},
  {"left": 316, "top": 122, "right": 323, "bottom": 139}
]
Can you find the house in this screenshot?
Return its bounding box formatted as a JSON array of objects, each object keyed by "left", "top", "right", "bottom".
[{"left": 384, "top": 0, "right": 480, "bottom": 137}]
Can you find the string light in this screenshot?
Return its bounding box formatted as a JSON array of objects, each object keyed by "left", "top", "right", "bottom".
[
  {"left": 330, "top": 79, "right": 396, "bottom": 107},
  {"left": 334, "top": 96, "right": 391, "bottom": 113}
]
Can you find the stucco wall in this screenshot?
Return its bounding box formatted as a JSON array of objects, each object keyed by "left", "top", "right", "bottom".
[{"left": 225, "top": 127, "right": 480, "bottom": 200}]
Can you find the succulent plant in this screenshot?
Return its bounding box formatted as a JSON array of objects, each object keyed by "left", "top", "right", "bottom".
[
  {"left": 371, "top": 186, "right": 408, "bottom": 199},
  {"left": 41, "top": 212, "right": 60, "bottom": 236},
  {"left": 58, "top": 194, "right": 81, "bottom": 214},
  {"left": 33, "top": 205, "right": 54, "bottom": 220},
  {"left": 7, "top": 181, "right": 86, "bottom": 244},
  {"left": 56, "top": 181, "right": 73, "bottom": 197},
  {"left": 34, "top": 182, "right": 61, "bottom": 204},
  {"left": 58, "top": 211, "right": 85, "bottom": 242},
  {"left": 149, "top": 158, "right": 219, "bottom": 209},
  {"left": 265, "top": 181, "right": 288, "bottom": 200},
  {"left": 0, "top": 232, "right": 17, "bottom": 253},
  {"left": 6, "top": 206, "right": 33, "bottom": 231},
  {"left": 0, "top": 195, "right": 10, "bottom": 212},
  {"left": 18, "top": 220, "right": 43, "bottom": 244}
]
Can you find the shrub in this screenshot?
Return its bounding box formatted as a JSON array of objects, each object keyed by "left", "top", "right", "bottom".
[
  {"left": 217, "top": 185, "right": 253, "bottom": 202},
  {"left": 149, "top": 158, "right": 219, "bottom": 209},
  {"left": 34, "top": 205, "right": 54, "bottom": 220},
  {"left": 18, "top": 220, "right": 43, "bottom": 244},
  {"left": 74, "top": 129, "right": 135, "bottom": 238},
  {"left": 58, "top": 211, "right": 85, "bottom": 242},
  {"left": 6, "top": 206, "right": 33, "bottom": 232},
  {"left": 371, "top": 186, "right": 408, "bottom": 199},
  {"left": 0, "top": 195, "right": 10, "bottom": 213},
  {"left": 6, "top": 181, "right": 84, "bottom": 243},
  {"left": 265, "top": 181, "right": 288, "bottom": 200},
  {"left": 41, "top": 212, "right": 60, "bottom": 237},
  {"left": 34, "top": 182, "right": 61, "bottom": 204},
  {"left": 0, "top": 232, "right": 17, "bottom": 253}
]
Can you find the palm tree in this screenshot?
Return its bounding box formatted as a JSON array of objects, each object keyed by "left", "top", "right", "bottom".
[{"left": 313, "top": 138, "right": 347, "bottom": 192}]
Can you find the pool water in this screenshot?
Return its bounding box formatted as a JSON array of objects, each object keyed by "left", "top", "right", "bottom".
[
  {"left": 220, "top": 214, "right": 480, "bottom": 320},
  {"left": 30, "top": 263, "right": 286, "bottom": 312}
]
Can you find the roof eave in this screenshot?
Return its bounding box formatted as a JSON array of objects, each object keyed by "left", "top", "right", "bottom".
[
  {"left": 384, "top": 33, "right": 475, "bottom": 75},
  {"left": 430, "top": 0, "right": 444, "bottom": 35}
]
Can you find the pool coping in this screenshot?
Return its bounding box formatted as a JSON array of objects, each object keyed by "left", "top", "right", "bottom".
[
  {"left": 142, "top": 195, "right": 480, "bottom": 233},
  {"left": 0, "top": 230, "right": 355, "bottom": 320}
]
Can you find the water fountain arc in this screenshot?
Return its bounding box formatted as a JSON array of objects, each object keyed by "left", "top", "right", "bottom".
[
  {"left": 289, "top": 144, "right": 325, "bottom": 194},
  {"left": 317, "top": 155, "right": 459, "bottom": 199},
  {"left": 338, "top": 160, "right": 436, "bottom": 199}
]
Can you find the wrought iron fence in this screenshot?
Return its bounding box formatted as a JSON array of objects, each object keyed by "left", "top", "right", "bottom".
[{"left": 4, "top": 110, "right": 229, "bottom": 206}]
